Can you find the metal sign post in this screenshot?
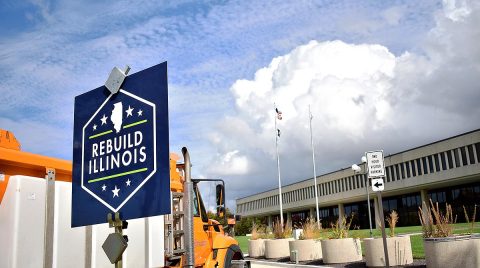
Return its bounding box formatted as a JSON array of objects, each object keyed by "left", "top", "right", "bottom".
[
  {"left": 44, "top": 168, "right": 55, "bottom": 268},
  {"left": 366, "top": 151, "right": 389, "bottom": 268},
  {"left": 376, "top": 189, "right": 389, "bottom": 268},
  {"left": 364, "top": 172, "right": 373, "bottom": 238}
]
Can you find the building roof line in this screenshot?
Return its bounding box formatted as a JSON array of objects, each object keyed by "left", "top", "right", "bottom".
[{"left": 236, "top": 127, "right": 480, "bottom": 201}]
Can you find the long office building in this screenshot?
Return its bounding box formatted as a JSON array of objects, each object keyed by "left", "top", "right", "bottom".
[{"left": 236, "top": 129, "right": 480, "bottom": 228}]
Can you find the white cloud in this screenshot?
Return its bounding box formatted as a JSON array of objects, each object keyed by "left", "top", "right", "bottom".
[
  {"left": 208, "top": 150, "right": 249, "bottom": 176},
  {"left": 209, "top": 0, "right": 480, "bottom": 204},
  {"left": 443, "top": 0, "right": 471, "bottom": 21},
  {"left": 209, "top": 40, "right": 397, "bottom": 183}
]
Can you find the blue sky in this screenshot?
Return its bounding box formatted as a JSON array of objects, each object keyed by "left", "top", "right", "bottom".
[{"left": 1, "top": 0, "right": 479, "bottom": 209}]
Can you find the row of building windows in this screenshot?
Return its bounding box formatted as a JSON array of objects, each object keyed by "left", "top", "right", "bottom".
[
  {"left": 263, "top": 182, "right": 480, "bottom": 229},
  {"left": 237, "top": 143, "right": 480, "bottom": 214},
  {"left": 385, "top": 143, "right": 480, "bottom": 182}
]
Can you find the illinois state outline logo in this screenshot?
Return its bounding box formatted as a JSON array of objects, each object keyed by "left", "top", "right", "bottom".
[{"left": 81, "top": 89, "right": 156, "bottom": 212}]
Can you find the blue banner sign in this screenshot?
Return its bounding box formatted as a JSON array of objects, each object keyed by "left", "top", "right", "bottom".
[{"left": 72, "top": 62, "right": 171, "bottom": 227}]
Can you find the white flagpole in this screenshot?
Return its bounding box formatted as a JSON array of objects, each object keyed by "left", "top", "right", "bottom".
[
  {"left": 274, "top": 103, "right": 284, "bottom": 230},
  {"left": 309, "top": 105, "right": 321, "bottom": 229}
]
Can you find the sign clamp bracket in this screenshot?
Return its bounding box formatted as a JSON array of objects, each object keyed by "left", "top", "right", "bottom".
[
  {"left": 105, "top": 65, "right": 131, "bottom": 94},
  {"left": 103, "top": 212, "right": 129, "bottom": 268}
]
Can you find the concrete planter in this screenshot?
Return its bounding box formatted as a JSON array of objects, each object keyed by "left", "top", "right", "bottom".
[
  {"left": 321, "top": 238, "right": 362, "bottom": 264},
  {"left": 265, "top": 238, "right": 293, "bottom": 259},
  {"left": 424, "top": 234, "right": 480, "bottom": 268},
  {"left": 289, "top": 239, "right": 322, "bottom": 261},
  {"left": 248, "top": 239, "right": 267, "bottom": 258},
  {"left": 364, "top": 235, "right": 413, "bottom": 267},
  {"left": 473, "top": 234, "right": 480, "bottom": 265}
]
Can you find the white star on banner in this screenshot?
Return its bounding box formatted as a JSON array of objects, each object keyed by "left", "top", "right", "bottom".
[
  {"left": 112, "top": 185, "right": 120, "bottom": 198},
  {"left": 126, "top": 105, "right": 134, "bottom": 117},
  {"left": 100, "top": 114, "right": 108, "bottom": 125},
  {"left": 93, "top": 124, "right": 97, "bottom": 131},
  {"left": 101, "top": 184, "right": 106, "bottom": 191},
  {"left": 126, "top": 179, "right": 131, "bottom": 186},
  {"left": 137, "top": 109, "right": 143, "bottom": 116}
]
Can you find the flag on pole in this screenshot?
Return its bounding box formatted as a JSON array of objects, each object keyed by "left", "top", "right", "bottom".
[
  {"left": 277, "top": 129, "right": 281, "bottom": 137},
  {"left": 275, "top": 108, "right": 282, "bottom": 120}
]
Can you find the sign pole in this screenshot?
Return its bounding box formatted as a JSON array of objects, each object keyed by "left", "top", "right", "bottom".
[
  {"left": 103, "top": 212, "right": 128, "bottom": 267},
  {"left": 366, "top": 150, "right": 389, "bottom": 267},
  {"left": 114, "top": 215, "right": 124, "bottom": 268},
  {"left": 364, "top": 172, "right": 373, "bottom": 238},
  {"left": 44, "top": 168, "right": 55, "bottom": 268},
  {"left": 376, "top": 189, "right": 389, "bottom": 268}
]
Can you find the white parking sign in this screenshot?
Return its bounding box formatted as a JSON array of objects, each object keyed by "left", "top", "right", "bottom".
[{"left": 366, "top": 151, "right": 385, "bottom": 178}]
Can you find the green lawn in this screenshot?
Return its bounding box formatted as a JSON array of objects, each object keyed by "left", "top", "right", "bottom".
[
  {"left": 235, "top": 222, "right": 480, "bottom": 258},
  {"left": 235, "top": 235, "right": 249, "bottom": 253},
  {"left": 410, "top": 235, "right": 425, "bottom": 258}
]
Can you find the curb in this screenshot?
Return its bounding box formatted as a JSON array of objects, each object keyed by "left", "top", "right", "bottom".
[{"left": 248, "top": 259, "right": 336, "bottom": 268}]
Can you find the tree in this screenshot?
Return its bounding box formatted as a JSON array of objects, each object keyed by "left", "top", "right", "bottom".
[
  {"left": 235, "top": 217, "right": 262, "bottom": 236},
  {"left": 207, "top": 207, "right": 233, "bottom": 225}
]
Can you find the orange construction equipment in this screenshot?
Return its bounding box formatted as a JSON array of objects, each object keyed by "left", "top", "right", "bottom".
[
  {"left": 0, "top": 129, "right": 247, "bottom": 268},
  {"left": 0, "top": 129, "right": 20, "bottom": 150},
  {"left": 0, "top": 130, "right": 71, "bottom": 204}
]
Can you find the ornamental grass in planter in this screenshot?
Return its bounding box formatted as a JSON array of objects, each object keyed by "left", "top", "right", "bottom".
[
  {"left": 248, "top": 223, "right": 268, "bottom": 258},
  {"left": 289, "top": 218, "right": 323, "bottom": 261},
  {"left": 463, "top": 205, "right": 477, "bottom": 234},
  {"left": 419, "top": 200, "right": 480, "bottom": 268},
  {"left": 364, "top": 210, "right": 413, "bottom": 267},
  {"left": 264, "top": 220, "right": 293, "bottom": 259},
  {"left": 321, "top": 215, "right": 362, "bottom": 264}
]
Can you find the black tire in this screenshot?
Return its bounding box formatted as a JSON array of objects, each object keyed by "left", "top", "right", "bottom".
[{"left": 224, "top": 245, "right": 246, "bottom": 268}]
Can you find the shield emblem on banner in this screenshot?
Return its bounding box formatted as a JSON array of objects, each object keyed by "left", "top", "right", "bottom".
[{"left": 81, "top": 89, "right": 156, "bottom": 212}]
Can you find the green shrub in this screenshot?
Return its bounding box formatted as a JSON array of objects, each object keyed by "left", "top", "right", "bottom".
[{"left": 235, "top": 216, "right": 262, "bottom": 236}]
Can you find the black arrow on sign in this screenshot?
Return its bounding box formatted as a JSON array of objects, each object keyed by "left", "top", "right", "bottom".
[{"left": 374, "top": 181, "right": 383, "bottom": 188}]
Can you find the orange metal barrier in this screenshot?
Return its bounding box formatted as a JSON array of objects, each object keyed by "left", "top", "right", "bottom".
[{"left": 0, "top": 147, "right": 72, "bottom": 203}]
